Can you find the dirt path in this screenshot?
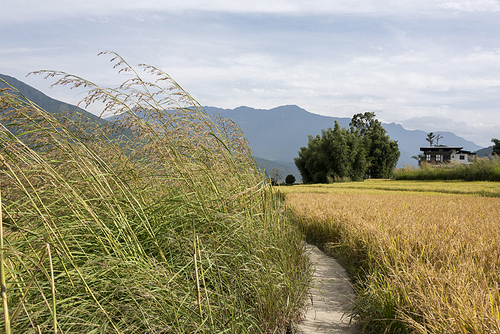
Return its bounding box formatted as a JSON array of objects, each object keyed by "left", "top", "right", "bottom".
[{"left": 296, "top": 244, "right": 359, "bottom": 334}]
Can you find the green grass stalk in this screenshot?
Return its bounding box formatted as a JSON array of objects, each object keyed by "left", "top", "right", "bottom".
[
  {"left": 0, "top": 188, "right": 12, "bottom": 334},
  {"left": 46, "top": 244, "right": 57, "bottom": 334},
  {"left": 0, "top": 53, "right": 310, "bottom": 333}
]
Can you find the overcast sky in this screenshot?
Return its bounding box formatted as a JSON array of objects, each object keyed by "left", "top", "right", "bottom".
[{"left": 1, "top": 0, "right": 499, "bottom": 147}]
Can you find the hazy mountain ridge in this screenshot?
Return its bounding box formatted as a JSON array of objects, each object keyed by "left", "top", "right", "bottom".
[
  {"left": 1, "top": 74, "right": 486, "bottom": 182},
  {"left": 205, "top": 105, "right": 484, "bottom": 179},
  {"left": 0, "top": 73, "right": 105, "bottom": 124}
]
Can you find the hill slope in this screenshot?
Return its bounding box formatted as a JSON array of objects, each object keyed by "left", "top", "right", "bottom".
[{"left": 0, "top": 73, "right": 105, "bottom": 124}]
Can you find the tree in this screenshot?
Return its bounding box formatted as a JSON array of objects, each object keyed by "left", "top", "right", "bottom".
[
  {"left": 285, "top": 174, "right": 296, "bottom": 185},
  {"left": 294, "top": 120, "right": 367, "bottom": 183},
  {"left": 349, "top": 111, "right": 377, "bottom": 136},
  {"left": 435, "top": 133, "right": 443, "bottom": 146},
  {"left": 350, "top": 112, "right": 400, "bottom": 179},
  {"left": 295, "top": 113, "right": 400, "bottom": 183},
  {"left": 411, "top": 153, "right": 426, "bottom": 164},
  {"left": 492, "top": 138, "right": 500, "bottom": 155},
  {"left": 270, "top": 168, "right": 282, "bottom": 185},
  {"left": 426, "top": 132, "right": 436, "bottom": 146}
]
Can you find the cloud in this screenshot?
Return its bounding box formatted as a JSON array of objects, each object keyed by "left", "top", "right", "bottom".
[
  {"left": 436, "top": 0, "right": 500, "bottom": 12},
  {"left": 402, "top": 115, "right": 466, "bottom": 130},
  {"left": 401, "top": 114, "right": 500, "bottom": 147},
  {"left": 0, "top": 47, "right": 65, "bottom": 55},
  {"left": 2, "top": 0, "right": 500, "bottom": 23},
  {"left": 1, "top": 2, "right": 500, "bottom": 147}
]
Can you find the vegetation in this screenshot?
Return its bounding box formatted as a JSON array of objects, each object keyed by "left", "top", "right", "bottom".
[
  {"left": 285, "top": 174, "right": 296, "bottom": 185},
  {"left": 425, "top": 132, "right": 443, "bottom": 147},
  {"left": 269, "top": 168, "right": 283, "bottom": 185},
  {"left": 425, "top": 132, "right": 435, "bottom": 146},
  {"left": 410, "top": 153, "right": 425, "bottom": 164},
  {"left": 279, "top": 179, "right": 500, "bottom": 198},
  {"left": 492, "top": 138, "right": 500, "bottom": 155},
  {"left": 294, "top": 112, "right": 399, "bottom": 184},
  {"left": 0, "top": 73, "right": 105, "bottom": 125},
  {"left": 285, "top": 182, "right": 500, "bottom": 333},
  {"left": 395, "top": 157, "right": 500, "bottom": 181},
  {"left": 350, "top": 112, "right": 400, "bottom": 179},
  {"left": 294, "top": 121, "right": 367, "bottom": 183},
  {"left": 0, "top": 52, "right": 310, "bottom": 333}
]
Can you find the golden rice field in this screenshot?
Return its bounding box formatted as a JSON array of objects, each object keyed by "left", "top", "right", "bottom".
[{"left": 282, "top": 180, "right": 500, "bottom": 333}]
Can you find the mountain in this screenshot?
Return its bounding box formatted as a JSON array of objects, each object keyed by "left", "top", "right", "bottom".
[
  {"left": 205, "top": 105, "right": 483, "bottom": 179},
  {"left": 0, "top": 74, "right": 105, "bottom": 125},
  {"left": 1, "top": 74, "right": 484, "bottom": 181},
  {"left": 476, "top": 146, "right": 493, "bottom": 157},
  {"left": 205, "top": 105, "right": 351, "bottom": 162},
  {"left": 0, "top": 74, "right": 289, "bottom": 179}
]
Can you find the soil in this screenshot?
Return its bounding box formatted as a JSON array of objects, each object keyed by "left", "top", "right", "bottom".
[{"left": 296, "top": 244, "right": 360, "bottom": 334}]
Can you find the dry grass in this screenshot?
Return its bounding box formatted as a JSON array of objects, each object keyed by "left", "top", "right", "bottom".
[{"left": 286, "top": 185, "right": 500, "bottom": 333}]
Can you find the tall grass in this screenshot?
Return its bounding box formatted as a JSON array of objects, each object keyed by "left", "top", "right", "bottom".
[
  {"left": 287, "top": 190, "right": 500, "bottom": 333},
  {"left": 0, "top": 52, "right": 310, "bottom": 333},
  {"left": 395, "top": 158, "right": 500, "bottom": 181}
]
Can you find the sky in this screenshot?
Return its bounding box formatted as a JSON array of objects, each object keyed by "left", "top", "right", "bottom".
[{"left": 1, "top": 0, "right": 500, "bottom": 147}]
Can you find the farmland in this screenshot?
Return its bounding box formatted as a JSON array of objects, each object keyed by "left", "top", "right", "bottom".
[{"left": 282, "top": 180, "right": 500, "bottom": 333}]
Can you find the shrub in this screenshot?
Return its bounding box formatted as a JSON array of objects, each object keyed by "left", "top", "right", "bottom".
[{"left": 285, "top": 174, "right": 296, "bottom": 185}]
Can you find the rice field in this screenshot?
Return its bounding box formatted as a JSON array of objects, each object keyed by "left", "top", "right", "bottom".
[
  {"left": 284, "top": 180, "right": 500, "bottom": 333},
  {"left": 280, "top": 179, "right": 500, "bottom": 197}
]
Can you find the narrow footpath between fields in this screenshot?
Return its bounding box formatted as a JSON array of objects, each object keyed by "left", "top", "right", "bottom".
[{"left": 297, "top": 244, "right": 360, "bottom": 334}]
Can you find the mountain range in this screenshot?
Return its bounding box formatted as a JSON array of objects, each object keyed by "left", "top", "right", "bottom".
[
  {"left": 1, "top": 74, "right": 487, "bottom": 181},
  {"left": 205, "top": 105, "right": 484, "bottom": 180}
]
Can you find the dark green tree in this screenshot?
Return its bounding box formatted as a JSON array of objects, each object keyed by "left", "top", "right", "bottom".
[
  {"left": 295, "top": 113, "right": 399, "bottom": 183},
  {"left": 492, "top": 138, "right": 500, "bottom": 155},
  {"left": 294, "top": 120, "right": 367, "bottom": 183},
  {"left": 426, "top": 132, "right": 436, "bottom": 146},
  {"left": 350, "top": 112, "right": 400, "bottom": 179},
  {"left": 350, "top": 112, "right": 378, "bottom": 136},
  {"left": 285, "top": 174, "right": 296, "bottom": 185}
]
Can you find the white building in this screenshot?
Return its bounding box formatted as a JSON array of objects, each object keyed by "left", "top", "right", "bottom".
[{"left": 419, "top": 146, "right": 476, "bottom": 165}]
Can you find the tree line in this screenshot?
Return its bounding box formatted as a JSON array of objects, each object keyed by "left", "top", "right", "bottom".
[{"left": 294, "top": 112, "right": 400, "bottom": 183}]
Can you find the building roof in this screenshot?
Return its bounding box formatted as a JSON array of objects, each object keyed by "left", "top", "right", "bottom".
[{"left": 419, "top": 146, "right": 475, "bottom": 155}]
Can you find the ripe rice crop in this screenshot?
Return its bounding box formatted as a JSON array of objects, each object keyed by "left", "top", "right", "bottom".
[
  {"left": 0, "top": 52, "right": 310, "bottom": 333},
  {"left": 286, "top": 186, "right": 500, "bottom": 333},
  {"left": 280, "top": 179, "right": 500, "bottom": 197}
]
